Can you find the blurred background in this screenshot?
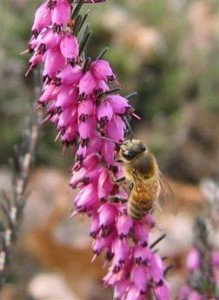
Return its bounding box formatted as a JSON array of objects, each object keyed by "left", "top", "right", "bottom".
[{"left": 1, "top": 0, "right": 219, "bottom": 299}]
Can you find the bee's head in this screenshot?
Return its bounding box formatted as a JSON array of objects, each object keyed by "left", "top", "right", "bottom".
[{"left": 120, "top": 139, "right": 146, "bottom": 161}]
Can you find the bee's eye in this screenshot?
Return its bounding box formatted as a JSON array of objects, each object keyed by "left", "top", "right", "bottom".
[
  {"left": 140, "top": 143, "right": 146, "bottom": 152},
  {"left": 122, "top": 150, "right": 136, "bottom": 160}
]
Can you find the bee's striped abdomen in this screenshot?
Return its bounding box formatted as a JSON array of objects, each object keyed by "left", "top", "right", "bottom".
[{"left": 127, "top": 189, "right": 154, "bottom": 220}]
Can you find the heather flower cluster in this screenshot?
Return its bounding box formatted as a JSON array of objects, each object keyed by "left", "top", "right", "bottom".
[
  {"left": 178, "top": 217, "right": 219, "bottom": 300},
  {"left": 26, "top": 0, "right": 170, "bottom": 299},
  {"left": 179, "top": 248, "right": 219, "bottom": 300}
]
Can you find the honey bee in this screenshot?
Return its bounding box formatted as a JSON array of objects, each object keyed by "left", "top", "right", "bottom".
[{"left": 119, "top": 139, "right": 172, "bottom": 220}]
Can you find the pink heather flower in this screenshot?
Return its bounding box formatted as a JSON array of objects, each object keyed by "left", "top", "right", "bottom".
[
  {"left": 27, "top": 1, "right": 171, "bottom": 299},
  {"left": 52, "top": 0, "right": 71, "bottom": 27},
  {"left": 90, "top": 59, "right": 115, "bottom": 81},
  {"left": 32, "top": 2, "right": 51, "bottom": 33},
  {"left": 60, "top": 35, "right": 79, "bottom": 59},
  {"left": 178, "top": 246, "right": 219, "bottom": 299},
  {"left": 43, "top": 46, "right": 66, "bottom": 78},
  {"left": 186, "top": 247, "right": 200, "bottom": 271}
]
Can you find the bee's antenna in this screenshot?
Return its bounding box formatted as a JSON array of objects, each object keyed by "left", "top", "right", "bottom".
[
  {"left": 122, "top": 115, "right": 133, "bottom": 140},
  {"left": 100, "top": 135, "right": 122, "bottom": 147}
]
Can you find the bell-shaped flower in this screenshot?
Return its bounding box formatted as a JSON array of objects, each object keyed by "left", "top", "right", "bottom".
[
  {"left": 78, "top": 98, "right": 95, "bottom": 119},
  {"left": 57, "top": 65, "right": 82, "bottom": 85},
  {"left": 100, "top": 140, "right": 116, "bottom": 167},
  {"left": 106, "top": 94, "right": 131, "bottom": 115},
  {"left": 186, "top": 247, "right": 200, "bottom": 271},
  {"left": 116, "top": 214, "right": 133, "bottom": 239},
  {"left": 154, "top": 280, "right": 170, "bottom": 300},
  {"left": 61, "top": 123, "right": 78, "bottom": 144},
  {"left": 28, "top": 53, "right": 43, "bottom": 72},
  {"left": 133, "top": 221, "right": 150, "bottom": 246},
  {"left": 40, "top": 28, "right": 61, "bottom": 51},
  {"left": 52, "top": 0, "right": 71, "bottom": 26},
  {"left": 107, "top": 115, "right": 126, "bottom": 142},
  {"left": 134, "top": 245, "right": 152, "bottom": 265},
  {"left": 90, "top": 59, "right": 115, "bottom": 82},
  {"left": 111, "top": 238, "right": 130, "bottom": 270},
  {"left": 125, "top": 285, "right": 140, "bottom": 300},
  {"left": 114, "top": 279, "right": 129, "bottom": 300},
  {"left": 32, "top": 2, "right": 52, "bottom": 33},
  {"left": 82, "top": 152, "right": 101, "bottom": 170},
  {"left": 55, "top": 85, "right": 78, "bottom": 110},
  {"left": 90, "top": 214, "right": 100, "bottom": 238},
  {"left": 58, "top": 106, "right": 77, "bottom": 128},
  {"left": 79, "top": 71, "right": 98, "bottom": 97},
  {"left": 60, "top": 34, "right": 79, "bottom": 59},
  {"left": 149, "top": 253, "right": 164, "bottom": 283},
  {"left": 98, "top": 203, "right": 117, "bottom": 229},
  {"left": 39, "top": 83, "right": 57, "bottom": 106},
  {"left": 43, "top": 47, "right": 66, "bottom": 78},
  {"left": 97, "top": 100, "right": 113, "bottom": 127},
  {"left": 74, "top": 183, "right": 98, "bottom": 211},
  {"left": 94, "top": 79, "right": 109, "bottom": 95},
  {"left": 92, "top": 231, "right": 115, "bottom": 255},
  {"left": 78, "top": 116, "right": 96, "bottom": 140},
  {"left": 98, "top": 169, "right": 114, "bottom": 200},
  {"left": 131, "top": 265, "right": 148, "bottom": 293}
]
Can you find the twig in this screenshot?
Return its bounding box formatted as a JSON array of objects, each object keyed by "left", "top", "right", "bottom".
[{"left": 0, "top": 70, "right": 42, "bottom": 289}]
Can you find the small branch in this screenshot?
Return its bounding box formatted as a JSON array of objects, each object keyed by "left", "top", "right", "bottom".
[{"left": 0, "top": 70, "right": 42, "bottom": 289}]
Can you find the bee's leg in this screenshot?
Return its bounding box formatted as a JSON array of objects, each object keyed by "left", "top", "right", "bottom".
[
  {"left": 115, "top": 158, "right": 123, "bottom": 163},
  {"left": 114, "top": 176, "right": 126, "bottom": 184},
  {"left": 128, "top": 182, "right": 134, "bottom": 192},
  {"left": 109, "top": 195, "right": 127, "bottom": 204}
]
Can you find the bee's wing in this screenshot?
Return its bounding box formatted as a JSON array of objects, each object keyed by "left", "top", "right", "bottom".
[
  {"left": 132, "top": 172, "right": 162, "bottom": 212},
  {"left": 132, "top": 172, "right": 149, "bottom": 196},
  {"left": 158, "top": 171, "right": 178, "bottom": 214}
]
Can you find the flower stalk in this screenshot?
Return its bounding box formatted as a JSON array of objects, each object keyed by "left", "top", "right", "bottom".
[
  {"left": 0, "top": 71, "right": 42, "bottom": 288},
  {"left": 26, "top": 1, "right": 170, "bottom": 299},
  {"left": 178, "top": 217, "right": 219, "bottom": 299}
]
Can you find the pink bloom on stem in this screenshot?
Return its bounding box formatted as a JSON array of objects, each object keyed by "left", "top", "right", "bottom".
[
  {"left": 114, "top": 280, "right": 129, "bottom": 300},
  {"left": 58, "top": 106, "right": 77, "bottom": 128},
  {"left": 131, "top": 265, "right": 148, "bottom": 293},
  {"left": 43, "top": 47, "right": 66, "bottom": 78},
  {"left": 32, "top": 2, "right": 51, "bottom": 33},
  {"left": 55, "top": 85, "right": 78, "bottom": 109},
  {"left": 107, "top": 115, "right": 126, "bottom": 142},
  {"left": 186, "top": 247, "right": 200, "bottom": 271},
  {"left": 149, "top": 253, "right": 164, "bottom": 283},
  {"left": 91, "top": 59, "right": 115, "bottom": 81},
  {"left": 134, "top": 245, "right": 152, "bottom": 265},
  {"left": 60, "top": 35, "right": 79, "bottom": 59},
  {"left": 79, "top": 71, "right": 98, "bottom": 97},
  {"left": 74, "top": 183, "right": 98, "bottom": 212},
  {"left": 154, "top": 280, "right": 170, "bottom": 300},
  {"left": 100, "top": 140, "right": 116, "bottom": 167},
  {"left": 28, "top": 1, "right": 171, "bottom": 299},
  {"left": 126, "top": 285, "right": 141, "bottom": 300},
  {"left": 107, "top": 94, "right": 132, "bottom": 115},
  {"left": 28, "top": 53, "right": 43, "bottom": 72},
  {"left": 97, "top": 100, "right": 114, "bottom": 126},
  {"left": 78, "top": 116, "right": 96, "bottom": 140},
  {"left": 98, "top": 203, "right": 117, "bottom": 228},
  {"left": 51, "top": 0, "right": 71, "bottom": 26},
  {"left": 92, "top": 231, "right": 115, "bottom": 256},
  {"left": 116, "top": 214, "right": 133, "bottom": 238},
  {"left": 39, "top": 83, "right": 57, "bottom": 106},
  {"left": 57, "top": 65, "right": 83, "bottom": 85},
  {"left": 39, "top": 28, "right": 61, "bottom": 52},
  {"left": 97, "top": 169, "right": 114, "bottom": 200},
  {"left": 78, "top": 98, "right": 95, "bottom": 118}
]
